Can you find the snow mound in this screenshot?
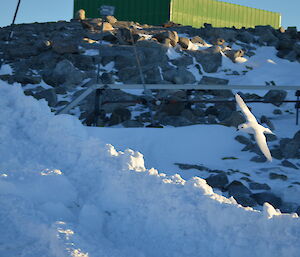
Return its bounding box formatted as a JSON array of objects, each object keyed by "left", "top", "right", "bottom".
[{"left": 0, "top": 81, "right": 300, "bottom": 257}]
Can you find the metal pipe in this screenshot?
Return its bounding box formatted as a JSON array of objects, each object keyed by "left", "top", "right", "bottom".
[{"left": 9, "top": 0, "right": 22, "bottom": 39}]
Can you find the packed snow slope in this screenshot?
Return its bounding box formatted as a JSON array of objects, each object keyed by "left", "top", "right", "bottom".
[{"left": 1, "top": 81, "right": 300, "bottom": 257}]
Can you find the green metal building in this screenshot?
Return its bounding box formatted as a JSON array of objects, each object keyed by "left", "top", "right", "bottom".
[{"left": 74, "top": 0, "right": 281, "bottom": 28}]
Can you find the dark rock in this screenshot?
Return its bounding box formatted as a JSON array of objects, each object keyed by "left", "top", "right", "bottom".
[
  {"left": 279, "top": 202, "right": 299, "bottom": 214},
  {"left": 52, "top": 40, "right": 80, "bottom": 54},
  {"left": 106, "top": 16, "right": 117, "bottom": 24},
  {"left": 6, "top": 45, "right": 39, "bottom": 59},
  {"left": 160, "top": 115, "right": 192, "bottom": 127},
  {"left": 251, "top": 192, "right": 282, "bottom": 208},
  {"left": 224, "top": 49, "right": 244, "bottom": 62},
  {"left": 263, "top": 90, "right": 287, "bottom": 106},
  {"left": 233, "top": 195, "right": 257, "bottom": 207},
  {"left": 279, "top": 138, "right": 300, "bottom": 159},
  {"left": 205, "top": 106, "right": 219, "bottom": 116},
  {"left": 260, "top": 115, "right": 275, "bottom": 131},
  {"left": 226, "top": 180, "right": 252, "bottom": 197},
  {"left": 199, "top": 76, "right": 229, "bottom": 85},
  {"left": 296, "top": 206, "right": 300, "bottom": 216},
  {"left": 122, "top": 120, "right": 144, "bottom": 128},
  {"left": 207, "top": 114, "right": 218, "bottom": 124},
  {"left": 163, "top": 67, "right": 196, "bottom": 84},
  {"left": 190, "top": 36, "right": 206, "bottom": 45},
  {"left": 170, "top": 55, "right": 194, "bottom": 67},
  {"left": 186, "top": 46, "right": 222, "bottom": 73},
  {"left": 281, "top": 160, "right": 299, "bottom": 170},
  {"left": 270, "top": 148, "right": 283, "bottom": 160},
  {"left": 273, "top": 109, "right": 282, "bottom": 115},
  {"left": 211, "top": 38, "right": 225, "bottom": 46},
  {"left": 220, "top": 111, "right": 246, "bottom": 127},
  {"left": 269, "top": 172, "right": 288, "bottom": 181},
  {"left": 265, "top": 133, "right": 277, "bottom": 141},
  {"left": 206, "top": 172, "right": 229, "bottom": 189},
  {"left": 109, "top": 108, "right": 131, "bottom": 126},
  {"left": 250, "top": 155, "right": 267, "bottom": 163},
  {"left": 235, "top": 135, "right": 252, "bottom": 145},
  {"left": 153, "top": 31, "right": 179, "bottom": 47},
  {"left": 249, "top": 182, "right": 271, "bottom": 191},
  {"left": 34, "top": 89, "right": 57, "bottom": 107},
  {"left": 178, "top": 37, "right": 190, "bottom": 49},
  {"left": 12, "top": 74, "right": 42, "bottom": 85},
  {"left": 236, "top": 31, "right": 255, "bottom": 44}
]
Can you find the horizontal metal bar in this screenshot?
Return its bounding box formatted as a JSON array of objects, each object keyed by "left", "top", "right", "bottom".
[{"left": 93, "top": 84, "right": 300, "bottom": 90}]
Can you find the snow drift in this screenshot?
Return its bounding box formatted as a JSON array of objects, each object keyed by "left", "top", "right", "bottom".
[{"left": 0, "top": 81, "right": 300, "bottom": 257}]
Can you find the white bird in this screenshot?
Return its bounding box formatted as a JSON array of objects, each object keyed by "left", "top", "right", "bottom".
[{"left": 235, "top": 93, "right": 274, "bottom": 161}]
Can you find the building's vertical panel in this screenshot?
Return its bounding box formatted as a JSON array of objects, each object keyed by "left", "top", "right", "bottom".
[{"left": 74, "top": 0, "right": 281, "bottom": 28}]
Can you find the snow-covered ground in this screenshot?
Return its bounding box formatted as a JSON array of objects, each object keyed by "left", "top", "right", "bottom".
[{"left": 1, "top": 77, "right": 300, "bottom": 257}]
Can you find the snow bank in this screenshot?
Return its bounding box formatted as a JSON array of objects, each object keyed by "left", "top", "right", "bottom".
[{"left": 0, "top": 81, "right": 299, "bottom": 257}]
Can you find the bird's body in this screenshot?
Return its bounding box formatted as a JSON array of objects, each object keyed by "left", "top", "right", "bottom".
[{"left": 235, "top": 94, "right": 274, "bottom": 162}]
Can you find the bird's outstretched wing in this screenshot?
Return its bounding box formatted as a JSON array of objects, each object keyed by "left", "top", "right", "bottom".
[
  {"left": 235, "top": 94, "right": 257, "bottom": 122},
  {"left": 254, "top": 130, "right": 272, "bottom": 161}
]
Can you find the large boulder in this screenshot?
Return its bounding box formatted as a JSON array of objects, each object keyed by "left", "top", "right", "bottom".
[
  {"left": 153, "top": 31, "right": 179, "bottom": 47},
  {"left": 186, "top": 46, "right": 222, "bottom": 73},
  {"left": 205, "top": 172, "right": 229, "bottom": 189},
  {"left": 263, "top": 90, "right": 287, "bottom": 106},
  {"left": 43, "top": 59, "right": 85, "bottom": 87},
  {"left": 251, "top": 192, "right": 282, "bottom": 209},
  {"left": 162, "top": 67, "right": 196, "bottom": 84}
]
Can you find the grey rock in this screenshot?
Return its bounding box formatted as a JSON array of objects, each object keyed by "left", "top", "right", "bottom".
[
  {"left": 190, "top": 36, "right": 206, "bottom": 45},
  {"left": 178, "top": 37, "right": 190, "bottom": 49},
  {"left": 52, "top": 40, "right": 80, "bottom": 54},
  {"left": 160, "top": 115, "right": 192, "bottom": 127},
  {"left": 279, "top": 202, "right": 299, "bottom": 214},
  {"left": 206, "top": 172, "right": 229, "bottom": 189},
  {"left": 153, "top": 31, "right": 179, "bottom": 47},
  {"left": 224, "top": 49, "right": 244, "bottom": 62},
  {"left": 250, "top": 155, "right": 267, "bottom": 163},
  {"left": 109, "top": 107, "right": 131, "bottom": 126},
  {"left": 269, "top": 172, "right": 288, "bottom": 181},
  {"left": 236, "top": 31, "right": 255, "bottom": 44},
  {"left": 281, "top": 160, "right": 299, "bottom": 169},
  {"left": 171, "top": 55, "right": 194, "bottom": 67},
  {"left": 270, "top": 148, "right": 283, "bottom": 160},
  {"left": 280, "top": 138, "right": 300, "bottom": 159},
  {"left": 186, "top": 46, "right": 222, "bottom": 73},
  {"left": 34, "top": 88, "right": 57, "bottom": 107},
  {"left": 226, "top": 180, "right": 252, "bottom": 197},
  {"left": 263, "top": 90, "right": 287, "bottom": 106},
  {"left": 235, "top": 135, "right": 252, "bottom": 145},
  {"left": 6, "top": 44, "right": 39, "bottom": 59},
  {"left": 273, "top": 109, "right": 282, "bottom": 115},
  {"left": 207, "top": 114, "right": 218, "bottom": 124},
  {"left": 199, "top": 76, "right": 229, "bottom": 85},
  {"left": 163, "top": 67, "right": 196, "bottom": 84},
  {"left": 233, "top": 195, "right": 257, "bottom": 207},
  {"left": 220, "top": 111, "right": 246, "bottom": 127},
  {"left": 251, "top": 192, "right": 282, "bottom": 209},
  {"left": 122, "top": 120, "right": 144, "bottom": 128},
  {"left": 249, "top": 182, "right": 271, "bottom": 191},
  {"left": 260, "top": 115, "right": 275, "bottom": 131},
  {"left": 296, "top": 206, "right": 300, "bottom": 216},
  {"left": 12, "top": 74, "right": 42, "bottom": 85}
]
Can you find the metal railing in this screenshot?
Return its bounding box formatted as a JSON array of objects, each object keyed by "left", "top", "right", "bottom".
[{"left": 56, "top": 83, "right": 300, "bottom": 125}]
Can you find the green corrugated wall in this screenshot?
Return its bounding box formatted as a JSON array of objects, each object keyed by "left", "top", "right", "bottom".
[
  {"left": 74, "top": 0, "right": 170, "bottom": 25},
  {"left": 170, "top": 0, "right": 280, "bottom": 28},
  {"left": 74, "top": 0, "right": 281, "bottom": 28}
]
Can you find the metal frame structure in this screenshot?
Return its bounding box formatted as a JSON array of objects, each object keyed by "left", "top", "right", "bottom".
[{"left": 56, "top": 83, "right": 300, "bottom": 125}]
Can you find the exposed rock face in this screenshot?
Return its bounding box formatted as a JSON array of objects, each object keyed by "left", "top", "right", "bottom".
[{"left": 0, "top": 16, "right": 298, "bottom": 132}]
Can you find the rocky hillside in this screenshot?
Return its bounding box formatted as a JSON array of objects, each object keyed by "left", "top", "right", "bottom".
[{"left": 0, "top": 16, "right": 299, "bottom": 129}]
